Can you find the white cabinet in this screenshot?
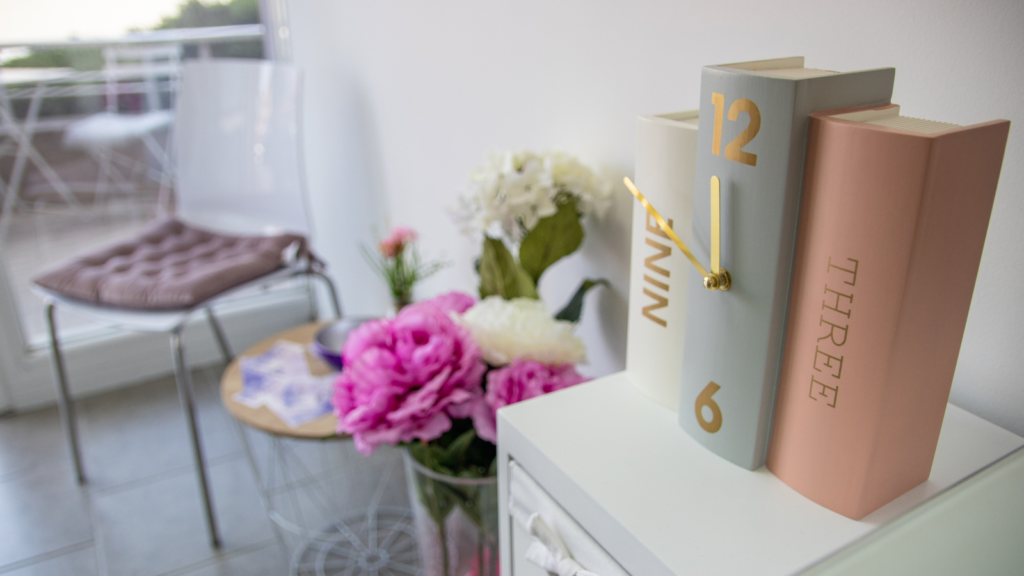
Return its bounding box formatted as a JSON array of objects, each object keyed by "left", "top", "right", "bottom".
[{"left": 497, "top": 372, "right": 1024, "bottom": 576}]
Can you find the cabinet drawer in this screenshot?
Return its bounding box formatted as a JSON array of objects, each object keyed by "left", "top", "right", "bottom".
[{"left": 508, "top": 460, "right": 629, "bottom": 576}]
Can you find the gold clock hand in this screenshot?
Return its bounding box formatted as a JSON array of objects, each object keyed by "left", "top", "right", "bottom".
[
  {"left": 709, "top": 176, "right": 731, "bottom": 291},
  {"left": 624, "top": 176, "right": 731, "bottom": 291},
  {"left": 624, "top": 177, "right": 709, "bottom": 279},
  {"left": 711, "top": 176, "right": 721, "bottom": 275}
]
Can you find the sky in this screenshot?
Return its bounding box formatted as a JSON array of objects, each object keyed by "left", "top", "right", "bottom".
[{"left": 0, "top": 0, "right": 186, "bottom": 44}]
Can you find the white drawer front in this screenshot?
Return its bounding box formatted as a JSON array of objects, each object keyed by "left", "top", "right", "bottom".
[{"left": 509, "top": 460, "right": 630, "bottom": 576}]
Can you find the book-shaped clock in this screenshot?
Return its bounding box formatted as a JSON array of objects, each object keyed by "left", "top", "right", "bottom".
[{"left": 630, "top": 57, "right": 895, "bottom": 470}]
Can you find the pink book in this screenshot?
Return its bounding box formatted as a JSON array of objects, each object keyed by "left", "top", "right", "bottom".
[{"left": 766, "top": 104, "right": 1010, "bottom": 520}]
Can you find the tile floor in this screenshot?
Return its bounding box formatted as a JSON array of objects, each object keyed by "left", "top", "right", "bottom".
[{"left": 0, "top": 363, "right": 412, "bottom": 575}]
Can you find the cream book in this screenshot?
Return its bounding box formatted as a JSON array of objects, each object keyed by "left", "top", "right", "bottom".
[{"left": 626, "top": 111, "right": 699, "bottom": 411}]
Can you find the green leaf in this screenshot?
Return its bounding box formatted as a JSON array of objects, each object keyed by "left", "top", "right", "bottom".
[
  {"left": 442, "top": 429, "right": 477, "bottom": 467},
  {"left": 555, "top": 278, "right": 609, "bottom": 323},
  {"left": 478, "top": 236, "right": 538, "bottom": 300},
  {"left": 519, "top": 199, "right": 584, "bottom": 284},
  {"left": 516, "top": 267, "right": 539, "bottom": 299}
]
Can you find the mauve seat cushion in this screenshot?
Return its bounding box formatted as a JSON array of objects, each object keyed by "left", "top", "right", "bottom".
[{"left": 33, "top": 217, "right": 308, "bottom": 311}]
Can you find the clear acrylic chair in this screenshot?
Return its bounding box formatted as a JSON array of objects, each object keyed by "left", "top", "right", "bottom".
[{"left": 32, "top": 59, "right": 341, "bottom": 548}]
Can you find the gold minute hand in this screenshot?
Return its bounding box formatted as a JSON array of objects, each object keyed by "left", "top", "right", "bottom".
[
  {"left": 624, "top": 176, "right": 731, "bottom": 292},
  {"left": 623, "top": 177, "right": 709, "bottom": 279}
]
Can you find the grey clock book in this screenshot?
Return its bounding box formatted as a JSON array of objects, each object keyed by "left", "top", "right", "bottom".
[{"left": 678, "top": 57, "right": 895, "bottom": 470}]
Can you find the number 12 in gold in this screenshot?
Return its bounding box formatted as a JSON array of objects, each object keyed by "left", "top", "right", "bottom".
[{"left": 711, "top": 93, "right": 761, "bottom": 167}]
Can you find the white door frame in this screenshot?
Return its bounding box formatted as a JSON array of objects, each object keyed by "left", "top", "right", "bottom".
[
  {"left": 0, "top": 261, "right": 24, "bottom": 410},
  {"left": 0, "top": 3, "right": 319, "bottom": 413},
  {"left": 259, "top": 0, "right": 293, "bottom": 62}
]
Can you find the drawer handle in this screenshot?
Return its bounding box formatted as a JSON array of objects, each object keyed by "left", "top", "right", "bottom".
[{"left": 524, "top": 513, "right": 601, "bottom": 576}]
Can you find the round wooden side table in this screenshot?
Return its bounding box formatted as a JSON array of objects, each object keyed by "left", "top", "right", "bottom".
[
  {"left": 220, "top": 322, "right": 338, "bottom": 439},
  {"left": 221, "top": 322, "right": 419, "bottom": 576}
]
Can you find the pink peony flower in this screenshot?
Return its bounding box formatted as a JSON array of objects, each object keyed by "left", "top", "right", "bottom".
[
  {"left": 471, "top": 359, "right": 590, "bottom": 443},
  {"left": 405, "top": 290, "right": 477, "bottom": 316},
  {"left": 379, "top": 226, "right": 418, "bottom": 258},
  {"left": 333, "top": 295, "right": 487, "bottom": 455}
]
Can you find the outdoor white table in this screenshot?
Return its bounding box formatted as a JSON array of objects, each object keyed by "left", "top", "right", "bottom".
[
  {"left": 0, "top": 66, "right": 82, "bottom": 234},
  {"left": 0, "top": 24, "right": 267, "bottom": 236},
  {"left": 0, "top": 68, "right": 75, "bottom": 85}
]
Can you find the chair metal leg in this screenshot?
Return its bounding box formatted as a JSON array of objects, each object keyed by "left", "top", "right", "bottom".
[
  {"left": 44, "top": 301, "right": 86, "bottom": 485},
  {"left": 170, "top": 328, "right": 222, "bottom": 548},
  {"left": 309, "top": 271, "right": 342, "bottom": 320},
  {"left": 205, "top": 307, "right": 234, "bottom": 364}
]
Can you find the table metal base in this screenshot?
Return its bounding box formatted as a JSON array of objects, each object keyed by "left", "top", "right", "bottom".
[
  {"left": 234, "top": 423, "right": 420, "bottom": 575},
  {"left": 290, "top": 506, "right": 420, "bottom": 576}
]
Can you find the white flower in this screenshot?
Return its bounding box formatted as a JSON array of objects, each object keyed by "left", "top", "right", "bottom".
[
  {"left": 459, "top": 296, "right": 586, "bottom": 366},
  {"left": 456, "top": 150, "right": 611, "bottom": 243},
  {"left": 544, "top": 151, "right": 613, "bottom": 219}
]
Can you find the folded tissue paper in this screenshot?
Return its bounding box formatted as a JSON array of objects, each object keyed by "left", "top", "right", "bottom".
[{"left": 235, "top": 341, "right": 335, "bottom": 427}]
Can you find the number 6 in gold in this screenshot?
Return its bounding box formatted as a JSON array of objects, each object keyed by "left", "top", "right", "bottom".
[{"left": 696, "top": 381, "right": 723, "bottom": 433}]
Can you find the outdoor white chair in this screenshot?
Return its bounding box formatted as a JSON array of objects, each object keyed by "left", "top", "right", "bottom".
[
  {"left": 62, "top": 44, "right": 181, "bottom": 208},
  {"left": 33, "top": 59, "right": 341, "bottom": 548}
]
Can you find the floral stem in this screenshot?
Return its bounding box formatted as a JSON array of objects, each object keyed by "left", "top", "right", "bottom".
[{"left": 440, "top": 515, "right": 451, "bottom": 576}]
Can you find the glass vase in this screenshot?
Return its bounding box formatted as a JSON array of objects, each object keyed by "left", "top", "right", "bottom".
[{"left": 403, "top": 450, "right": 499, "bottom": 576}]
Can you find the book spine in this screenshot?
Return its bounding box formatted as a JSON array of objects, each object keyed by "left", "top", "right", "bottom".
[
  {"left": 678, "top": 67, "right": 895, "bottom": 470},
  {"left": 626, "top": 112, "right": 699, "bottom": 411},
  {"left": 766, "top": 111, "right": 1010, "bottom": 519}
]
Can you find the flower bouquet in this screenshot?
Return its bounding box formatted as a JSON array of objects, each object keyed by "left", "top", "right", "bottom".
[
  {"left": 334, "top": 150, "right": 610, "bottom": 575},
  {"left": 333, "top": 292, "right": 590, "bottom": 576}
]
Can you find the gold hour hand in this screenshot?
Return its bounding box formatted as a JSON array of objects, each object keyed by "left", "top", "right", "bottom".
[
  {"left": 709, "top": 176, "right": 731, "bottom": 291},
  {"left": 711, "top": 176, "right": 720, "bottom": 274}
]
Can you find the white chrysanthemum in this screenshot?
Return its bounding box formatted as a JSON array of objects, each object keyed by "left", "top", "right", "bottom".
[
  {"left": 544, "top": 151, "right": 613, "bottom": 218},
  {"left": 457, "top": 151, "right": 557, "bottom": 241},
  {"left": 458, "top": 296, "right": 586, "bottom": 366},
  {"left": 456, "top": 150, "right": 610, "bottom": 242}
]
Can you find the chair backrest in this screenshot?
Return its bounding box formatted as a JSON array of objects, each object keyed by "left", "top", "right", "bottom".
[
  {"left": 173, "top": 59, "right": 310, "bottom": 237},
  {"left": 102, "top": 44, "right": 182, "bottom": 113}
]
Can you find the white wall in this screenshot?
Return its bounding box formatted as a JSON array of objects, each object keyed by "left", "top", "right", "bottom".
[{"left": 288, "top": 0, "right": 1024, "bottom": 436}]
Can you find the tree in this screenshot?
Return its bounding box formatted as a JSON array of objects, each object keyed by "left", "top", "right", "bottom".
[{"left": 155, "top": 0, "right": 263, "bottom": 59}]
